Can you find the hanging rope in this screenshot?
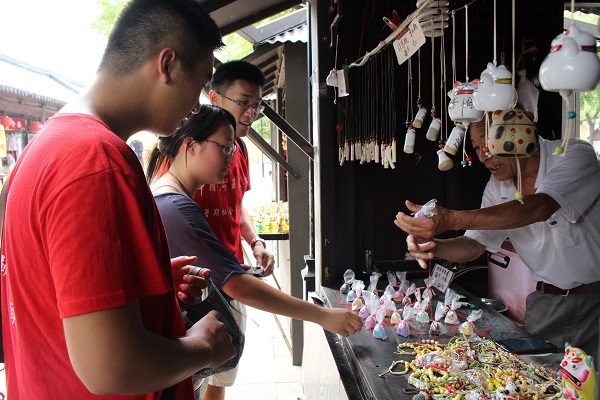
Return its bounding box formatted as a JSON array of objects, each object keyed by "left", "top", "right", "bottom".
[
  {"left": 451, "top": 11, "right": 457, "bottom": 84},
  {"left": 465, "top": 4, "right": 469, "bottom": 82},
  {"left": 511, "top": 0, "right": 516, "bottom": 95},
  {"left": 441, "top": 24, "right": 448, "bottom": 145},
  {"left": 515, "top": 155, "right": 524, "bottom": 203},
  {"left": 493, "top": 0, "right": 497, "bottom": 66},
  {"left": 431, "top": 19, "right": 436, "bottom": 118}
]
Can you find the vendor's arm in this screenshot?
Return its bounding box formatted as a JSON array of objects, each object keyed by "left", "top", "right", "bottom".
[
  {"left": 222, "top": 273, "right": 362, "bottom": 336},
  {"left": 240, "top": 204, "right": 274, "bottom": 276},
  {"left": 406, "top": 234, "right": 486, "bottom": 268},
  {"left": 63, "top": 301, "right": 235, "bottom": 395},
  {"left": 395, "top": 194, "right": 559, "bottom": 240}
]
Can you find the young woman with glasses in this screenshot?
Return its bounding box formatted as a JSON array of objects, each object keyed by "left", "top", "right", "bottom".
[{"left": 146, "top": 104, "right": 363, "bottom": 398}]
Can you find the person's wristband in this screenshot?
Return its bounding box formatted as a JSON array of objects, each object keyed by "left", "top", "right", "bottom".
[{"left": 250, "top": 237, "right": 266, "bottom": 250}]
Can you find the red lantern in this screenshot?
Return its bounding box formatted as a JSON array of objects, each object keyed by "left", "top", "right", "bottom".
[
  {"left": 29, "top": 120, "right": 44, "bottom": 132},
  {"left": 1, "top": 116, "right": 15, "bottom": 129}
]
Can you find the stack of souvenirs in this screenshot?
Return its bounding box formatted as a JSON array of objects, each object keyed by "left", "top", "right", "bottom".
[
  {"left": 248, "top": 201, "right": 289, "bottom": 234},
  {"left": 339, "top": 270, "right": 596, "bottom": 400}
]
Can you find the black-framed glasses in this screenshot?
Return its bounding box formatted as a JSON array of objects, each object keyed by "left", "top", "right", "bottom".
[
  {"left": 217, "top": 92, "right": 265, "bottom": 114},
  {"left": 205, "top": 139, "right": 237, "bottom": 156}
]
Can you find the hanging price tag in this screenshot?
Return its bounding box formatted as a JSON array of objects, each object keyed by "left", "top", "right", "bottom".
[
  {"left": 431, "top": 263, "right": 454, "bottom": 292},
  {"left": 392, "top": 20, "right": 426, "bottom": 66}
]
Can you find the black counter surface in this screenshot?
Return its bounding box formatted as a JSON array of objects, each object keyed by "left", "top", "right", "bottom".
[{"left": 318, "top": 285, "right": 559, "bottom": 400}]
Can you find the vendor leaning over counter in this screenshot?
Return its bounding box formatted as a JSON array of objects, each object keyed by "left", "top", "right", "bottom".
[{"left": 394, "top": 112, "right": 600, "bottom": 364}]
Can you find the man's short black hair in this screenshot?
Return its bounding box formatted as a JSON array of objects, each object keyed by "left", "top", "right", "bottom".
[
  {"left": 209, "top": 60, "right": 266, "bottom": 93},
  {"left": 99, "top": 0, "right": 224, "bottom": 76}
]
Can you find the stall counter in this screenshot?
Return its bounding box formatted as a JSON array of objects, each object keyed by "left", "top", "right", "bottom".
[{"left": 302, "top": 285, "right": 562, "bottom": 400}]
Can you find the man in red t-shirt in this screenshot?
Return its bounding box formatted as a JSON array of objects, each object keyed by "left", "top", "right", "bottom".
[
  {"left": 1, "top": 2, "right": 235, "bottom": 399},
  {"left": 194, "top": 61, "right": 275, "bottom": 400},
  {"left": 195, "top": 61, "right": 275, "bottom": 272}
]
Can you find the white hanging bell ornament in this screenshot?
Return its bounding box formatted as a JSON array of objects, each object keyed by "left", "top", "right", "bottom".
[
  {"left": 413, "top": 107, "right": 428, "bottom": 129},
  {"left": 447, "top": 80, "right": 485, "bottom": 124},
  {"left": 403, "top": 128, "right": 416, "bottom": 154},
  {"left": 443, "top": 123, "right": 465, "bottom": 156},
  {"left": 539, "top": 24, "right": 600, "bottom": 94},
  {"left": 426, "top": 118, "right": 441, "bottom": 141},
  {"left": 437, "top": 149, "right": 454, "bottom": 171},
  {"left": 473, "top": 63, "right": 517, "bottom": 112},
  {"left": 487, "top": 109, "right": 538, "bottom": 157},
  {"left": 539, "top": 24, "right": 600, "bottom": 156}
]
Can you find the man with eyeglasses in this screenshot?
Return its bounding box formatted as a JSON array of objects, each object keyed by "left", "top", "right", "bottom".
[{"left": 194, "top": 60, "right": 275, "bottom": 400}]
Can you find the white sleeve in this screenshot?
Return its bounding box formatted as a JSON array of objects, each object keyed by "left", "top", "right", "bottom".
[{"left": 537, "top": 139, "right": 600, "bottom": 223}]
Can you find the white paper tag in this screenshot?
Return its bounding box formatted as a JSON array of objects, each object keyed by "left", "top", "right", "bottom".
[
  {"left": 431, "top": 263, "right": 453, "bottom": 292},
  {"left": 337, "top": 66, "right": 350, "bottom": 97},
  {"left": 392, "top": 20, "right": 426, "bottom": 65}
]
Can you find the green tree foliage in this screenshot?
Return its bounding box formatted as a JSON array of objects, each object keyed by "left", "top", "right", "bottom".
[
  {"left": 92, "top": 0, "right": 282, "bottom": 148},
  {"left": 216, "top": 34, "right": 253, "bottom": 63},
  {"left": 580, "top": 87, "right": 600, "bottom": 142},
  {"left": 564, "top": 11, "right": 600, "bottom": 141},
  {"left": 93, "top": 0, "right": 258, "bottom": 62},
  {"left": 92, "top": 0, "right": 128, "bottom": 37}
]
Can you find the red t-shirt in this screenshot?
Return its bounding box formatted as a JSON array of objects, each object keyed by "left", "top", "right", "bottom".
[
  {"left": 1, "top": 114, "right": 193, "bottom": 399},
  {"left": 194, "top": 142, "right": 250, "bottom": 263}
]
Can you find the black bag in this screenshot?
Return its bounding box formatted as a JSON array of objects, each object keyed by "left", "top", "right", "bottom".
[{"left": 181, "top": 278, "right": 245, "bottom": 377}]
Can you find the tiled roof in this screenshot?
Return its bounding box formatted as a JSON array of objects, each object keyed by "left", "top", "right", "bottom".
[
  {"left": 0, "top": 53, "right": 84, "bottom": 105},
  {"left": 264, "top": 23, "right": 307, "bottom": 44}
]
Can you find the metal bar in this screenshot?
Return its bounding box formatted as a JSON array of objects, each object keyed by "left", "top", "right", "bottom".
[
  {"left": 261, "top": 102, "right": 314, "bottom": 159},
  {"left": 246, "top": 127, "right": 301, "bottom": 180}
]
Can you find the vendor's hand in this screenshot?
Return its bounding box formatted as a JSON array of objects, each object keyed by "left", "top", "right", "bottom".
[
  {"left": 318, "top": 308, "right": 363, "bottom": 337},
  {"left": 253, "top": 244, "right": 275, "bottom": 277},
  {"left": 170, "top": 256, "right": 211, "bottom": 305},
  {"left": 394, "top": 200, "right": 450, "bottom": 239},
  {"left": 406, "top": 235, "right": 437, "bottom": 269}
]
